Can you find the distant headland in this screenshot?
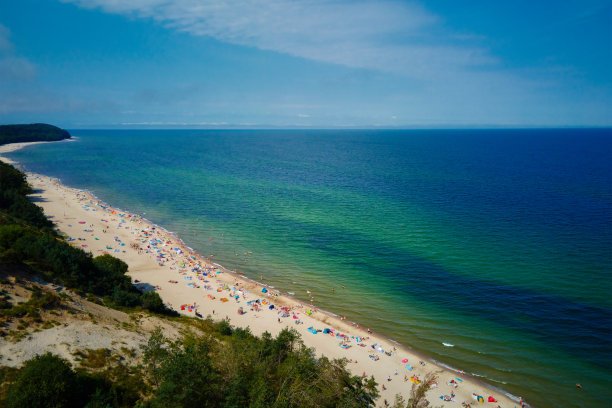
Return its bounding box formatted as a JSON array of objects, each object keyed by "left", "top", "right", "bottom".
[{"left": 0, "top": 123, "right": 71, "bottom": 145}]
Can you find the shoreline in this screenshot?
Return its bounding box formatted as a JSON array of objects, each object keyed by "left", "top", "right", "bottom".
[{"left": 0, "top": 141, "right": 522, "bottom": 407}]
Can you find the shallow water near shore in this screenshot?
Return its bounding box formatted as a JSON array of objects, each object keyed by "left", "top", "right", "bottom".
[{"left": 7, "top": 128, "right": 612, "bottom": 407}]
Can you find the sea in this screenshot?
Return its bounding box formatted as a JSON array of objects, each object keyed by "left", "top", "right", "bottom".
[{"left": 6, "top": 128, "right": 612, "bottom": 407}]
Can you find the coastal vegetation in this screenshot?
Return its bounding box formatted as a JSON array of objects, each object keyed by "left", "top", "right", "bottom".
[
  {"left": 0, "top": 123, "right": 70, "bottom": 145},
  {"left": 0, "top": 160, "right": 166, "bottom": 313},
  {"left": 0, "top": 317, "right": 379, "bottom": 407},
  {"left": 0, "top": 146, "right": 380, "bottom": 406}
]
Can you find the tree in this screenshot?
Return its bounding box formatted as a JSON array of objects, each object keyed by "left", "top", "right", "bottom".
[
  {"left": 141, "top": 291, "right": 166, "bottom": 313},
  {"left": 111, "top": 286, "right": 141, "bottom": 307},
  {"left": 141, "top": 327, "right": 169, "bottom": 390},
  {"left": 151, "top": 335, "right": 220, "bottom": 408},
  {"left": 5, "top": 353, "right": 83, "bottom": 408}
]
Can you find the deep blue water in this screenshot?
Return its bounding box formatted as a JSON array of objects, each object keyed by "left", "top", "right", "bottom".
[{"left": 6, "top": 128, "right": 612, "bottom": 407}]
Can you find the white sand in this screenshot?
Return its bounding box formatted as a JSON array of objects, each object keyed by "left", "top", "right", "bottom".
[{"left": 1, "top": 142, "right": 518, "bottom": 407}]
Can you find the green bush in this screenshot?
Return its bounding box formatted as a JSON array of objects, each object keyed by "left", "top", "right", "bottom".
[
  {"left": 141, "top": 291, "right": 166, "bottom": 314},
  {"left": 111, "top": 287, "right": 141, "bottom": 308},
  {"left": 217, "top": 319, "right": 233, "bottom": 336},
  {"left": 4, "top": 353, "right": 82, "bottom": 408}
]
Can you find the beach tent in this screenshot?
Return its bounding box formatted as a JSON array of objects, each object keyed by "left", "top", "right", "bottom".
[
  {"left": 323, "top": 328, "right": 331, "bottom": 334},
  {"left": 268, "top": 305, "right": 275, "bottom": 310},
  {"left": 262, "top": 288, "right": 268, "bottom": 293},
  {"left": 487, "top": 396, "right": 497, "bottom": 403}
]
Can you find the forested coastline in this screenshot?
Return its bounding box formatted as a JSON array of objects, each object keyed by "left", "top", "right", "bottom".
[{"left": 0, "top": 123, "right": 71, "bottom": 145}]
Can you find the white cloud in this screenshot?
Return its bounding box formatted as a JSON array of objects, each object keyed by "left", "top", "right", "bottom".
[
  {"left": 0, "top": 56, "right": 37, "bottom": 81},
  {"left": 0, "top": 24, "right": 14, "bottom": 52},
  {"left": 61, "top": 0, "right": 496, "bottom": 79},
  {"left": 0, "top": 24, "right": 37, "bottom": 81}
]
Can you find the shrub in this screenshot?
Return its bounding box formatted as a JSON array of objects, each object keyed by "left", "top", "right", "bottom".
[
  {"left": 111, "top": 287, "right": 141, "bottom": 308},
  {"left": 4, "top": 353, "right": 83, "bottom": 408},
  {"left": 141, "top": 291, "right": 166, "bottom": 314}
]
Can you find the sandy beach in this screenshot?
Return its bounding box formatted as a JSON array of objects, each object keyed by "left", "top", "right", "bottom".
[{"left": 1, "top": 141, "right": 520, "bottom": 408}]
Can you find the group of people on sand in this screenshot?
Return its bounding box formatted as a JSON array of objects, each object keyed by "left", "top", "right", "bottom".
[{"left": 54, "top": 183, "right": 520, "bottom": 408}]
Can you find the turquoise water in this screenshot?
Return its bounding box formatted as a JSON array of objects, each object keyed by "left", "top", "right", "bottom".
[{"left": 7, "top": 129, "right": 612, "bottom": 407}]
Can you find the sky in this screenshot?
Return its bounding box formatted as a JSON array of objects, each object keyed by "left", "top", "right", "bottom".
[{"left": 0, "top": 0, "right": 610, "bottom": 128}]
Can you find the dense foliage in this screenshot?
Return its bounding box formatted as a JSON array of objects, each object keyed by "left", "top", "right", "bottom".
[
  {"left": 0, "top": 161, "right": 53, "bottom": 231},
  {"left": 142, "top": 324, "right": 378, "bottom": 408},
  {"left": 0, "top": 123, "right": 70, "bottom": 145},
  {"left": 0, "top": 160, "right": 170, "bottom": 314},
  {"left": 0, "top": 322, "right": 379, "bottom": 407},
  {"left": 4, "top": 353, "right": 81, "bottom": 408}
]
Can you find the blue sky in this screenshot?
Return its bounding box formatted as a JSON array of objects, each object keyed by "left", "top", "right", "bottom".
[{"left": 0, "top": 0, "right": 610, "bottom": 128}]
